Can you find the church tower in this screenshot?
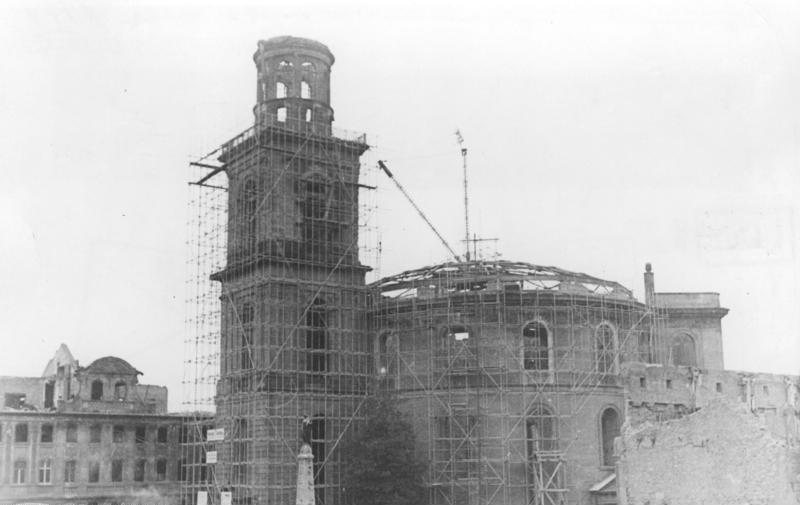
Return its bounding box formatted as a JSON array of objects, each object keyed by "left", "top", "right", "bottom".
[{"left": 211, "top": 36, "right": 371, "bottom": 505}]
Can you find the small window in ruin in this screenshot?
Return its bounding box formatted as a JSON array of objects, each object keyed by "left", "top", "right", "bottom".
[
  {"left": 156, "top": 459, "right": 167, "bottom": 481},
  {"left": 279, "top": 60, "right": 293, "bottom": 68},
  {"left": 157, "top": 426, "right": 168, "bottom": 443},
  {"left": 135, "top": 426, "right": 146, "bottom": 444},
  {"left": 301, "top": 80, "right": 311, "bottom": 99},
  {"left": 4, "top": 392, "right": 26, "bottom": 409},
  {"left": 305, "top": 108, "right": 312, "bottom": 122},
  {"left": 763, "top": 385, "right": 769, "bottom": 395},
  {"left": 277, "top": 107, "right": 287, "bottom": 122},
  {"left": 90, "top": 424, "right": 102, "bottom": 443},
  {"left": 91, "top": 380, "right": 103, "bottom": 400},
  {"left": 44, "top": 380, "right": 55, "bottom": 408},
  {"left": 276, "top": 81, "right": 288, "bottom": 98},
  {"left": 41, "top": 424, "right": 53, "bottom": 443},
  {"left": 113, "top": 425, "right": 125, "bottom": 443},
  {"left": 523, "top": 321, "right": 549, "bottom": 371},
  {"left": 88, "top": 462, "right": 100, "bottom": 483},
  {"left": 66, "top": 423, "right": 78, "bottom": 443},
  {"left": 639, "top": 377, "right": 647, "bottom": 388},
  {"left": 134, "top": 459, "right": 146, "bottom": 482},
  {"left": 716, "top": 382, "right": 723, "bottom": 393},
  {"left": 301, "top": 61, "right": 315, "bottom": 70},
  {"left": 114, "top": 381, "right": 127, "bottom": 400},
  {"left": 15, "top": 423, "right": 28, "bottom": 443},
  {"left": 666, "top": 379, "right": 672, "bottom": 389},
  {"left": 111, "top": 460, "right": 123, "bottom": 482}
]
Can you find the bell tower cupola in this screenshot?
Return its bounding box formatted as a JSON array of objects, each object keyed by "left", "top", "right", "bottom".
[{"left": 253, "top": 36, "right": 335, "bottom": 135}]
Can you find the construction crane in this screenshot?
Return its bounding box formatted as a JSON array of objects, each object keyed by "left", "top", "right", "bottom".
[
  {"left": 377, "top": 160, "right": 462, "bottom": 262},
  {"left": 455, "top": 129, "right": 470, "bottom": 261}
]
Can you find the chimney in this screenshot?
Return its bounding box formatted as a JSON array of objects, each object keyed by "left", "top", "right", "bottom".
[{"left": 644, "top": 263, "right": 655, "bottom": 307}]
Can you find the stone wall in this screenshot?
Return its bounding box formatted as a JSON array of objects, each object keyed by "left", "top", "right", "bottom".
[{"left": 618, "top": 398, "right": 800, "bottom": 505}]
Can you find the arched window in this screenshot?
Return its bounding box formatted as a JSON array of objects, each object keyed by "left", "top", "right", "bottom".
[
  {"left": 301, "top": 80, "right": 311, "bottom": 99},
  {"left": 526, "top": 406, "right": 561, "bottom": 503},
  {"left": 114, "top": 381, "right": 127, "bottom": 400},
  {"left": 523, "top": 321, "right": 550, "bottom": 370},
  {"left": 240, "top": 302, "right": 255, "bottom": 370},
  {"left": 439, "top": 324, "right": 474, "bottom": 370},
  {"left": 240, "top": 178, "right": 258, "bottom": 244},
  {"left": 594, "top": 323, "right": 617, "bottom": 374},
  {"left": 277, "top": 107, "right": 287, "bottom": 122},
  {"left": 375, "top": 331, "right": 398, "bottom": 376},
  {"left": 671, "top": 333, "right": 697, "bottom": 367},
  {"left": 305, "top": 108, "right": 312, "bottom": 123},
  {"left": 90, "top": 380, "right": 103, "bottom": 400},
  {"left": 276, "top": 81, "right": 288, "bottom": 98},
  {"left": 301, "top": 61, "right": 315, "bottom": 71},
  {"left": 310, "top": 416, "right": 326, "bottom": 504},
  {"left": 306, "top": 298, "right": 327, "bottom": 378},
  {"left": 279, "top": 60, "right": 293, "bottom": 68},
  {"left": 600, "top": 407, "right": 621, "bottom": 467}
]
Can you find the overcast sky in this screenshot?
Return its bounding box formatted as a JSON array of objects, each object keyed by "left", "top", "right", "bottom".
[{"left": 1, "top": 0, "right": 798, "bottom": 410}]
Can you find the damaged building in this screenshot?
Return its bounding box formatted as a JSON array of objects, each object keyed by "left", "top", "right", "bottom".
[
  {"left": 0, "top": 345, "right": 196, "bottom": 505},
  {"left": 180, "top": 36, "right": 800, "bottom": 505}
]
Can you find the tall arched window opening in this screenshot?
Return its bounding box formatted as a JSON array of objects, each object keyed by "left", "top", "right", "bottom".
[
  {"left": 523, "top": 321, "right": 550, "bottom": 370},
  {"left": 375, "top": 331, "right": 396, "bottom": 376},
  {"left": 240, "top": 302, "right": 255, "bottom": 370},
  {"left": 671, "top": 333, "right": 697, "bottom": 367},
  {"left": 306, "top": 298, "right": 327, "bottom": 379},
  {"left": 232, "top": 418, "right": 249, "bottom": 488},
  {"left": 594, "top": 323, "right": 617, "bottom": 374},
  {"left": 600, "top": 407, "right": 621, "bottom": 467},
  {"left": 526, "top": 406, "right": 562, "bottom": 504},
  {"left": 276, "top": 81, "right": 288, "bottom": 98},
  {"left": 301, "top": 80, "right": 311, "bottom": 99},
  {"left": 240, "top": 178, "right": 258, "bottom": 246},
  {"left": 90, "top": 380, "right": 103, "bottom": 400}
]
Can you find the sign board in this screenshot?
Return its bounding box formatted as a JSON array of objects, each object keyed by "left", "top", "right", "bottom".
[
  {"left": 197, "top": 491, "right": 208, "bottom": 505},
  {"left": 207, "top": 428, "right": 225, "bottom": 442},
  {"left": 206, "top": 450, "right": 217, "bottom": 464},
  {"left": 220, "top": 491, "right": 232, "bottom": 505}
]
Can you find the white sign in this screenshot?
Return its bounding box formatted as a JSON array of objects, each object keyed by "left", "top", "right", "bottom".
[
  {"left": 220, "top": 491, "right": 232, "bottom": 505},
  {"left": 197, "top": 491, "right": 208, "bottom": 505},
  {"left": 206, "top": 450, "right": 217, "bottom": 464},
  {"left": 207, "top": 428, "right": 225, "bottom": 441}
]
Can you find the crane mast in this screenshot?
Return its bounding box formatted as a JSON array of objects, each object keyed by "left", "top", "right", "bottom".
[{"left": 455, "top": 129, "right": 471, "bottom": 261}]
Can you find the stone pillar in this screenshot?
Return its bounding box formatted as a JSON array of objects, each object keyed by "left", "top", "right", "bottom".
[
  {"left": 296, "top": 443, "right": 315, "bottom": 505},
  {"left": 643, "top": 263, "right": 655, "bottom": 307}
]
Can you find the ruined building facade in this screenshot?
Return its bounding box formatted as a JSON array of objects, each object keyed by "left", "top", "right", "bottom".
[
  {"left": 0, "top": 345, "right": 187, "bottom": 505},
  {"left": 184, "top": 36, "right": 800, "bottom": 505}
]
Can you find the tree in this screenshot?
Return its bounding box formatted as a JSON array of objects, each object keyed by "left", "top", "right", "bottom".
[{"left": 342, "top": 393, "right": 428, "bottom": 505}]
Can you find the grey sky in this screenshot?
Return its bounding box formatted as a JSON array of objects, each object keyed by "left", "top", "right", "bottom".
[{"left": 1, "top": 0, "right": 798, "bottom": 410}]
